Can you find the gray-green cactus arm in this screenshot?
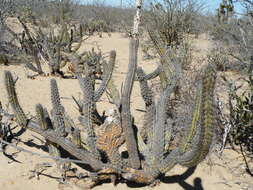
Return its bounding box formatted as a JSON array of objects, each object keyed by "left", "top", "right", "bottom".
[
  {"left": 50, "top": 79, "right": 66, "bottom": 136},
  {"left": 4, "top": 72, "right": 104, "bottom": 171},
  {"left": 148, "top": 29, "right": 179, "bottom": 89},
  {"left": 152, "top": 83, "right": 175, "bottom": 168},
  {"left": 134, "top": 65, "right": 162, "bottom": 81},
  {"left": 178, "top": 65, "right": 217, "bottom": 167},
  {"left": 94, "top": 50, "right": 116, "bottom": 102},
  {"left": 36, "top": 104, "right": 49, "bottom": 130},
  {"left": 143, "top": 65, "right": 162, "bottom": 80},
  {"left": 23, "top": 119, "right": 104, "bottom": 171},
  {"left": 35, "top": 103, "right": 61, "bottom": 158},
  {"left": 136, "top": 67, "right": 155, "bottom": 149},
  {"left": 121, "top": 38, "right": 141, "bottom": 169},
  {"left": 77, "top": 76, "right": 100, "bottom": 159},
  {"left": 17, "top": 17, "right": 43, "bottom": 74},
  {"left": 106, "top": 74, "right": 121, "bottom": 108},
  {"left": 136, "top": 67, "right": 153, "bottom": 106},
  {"left": 179, "top": 84, "right": 202, "bottom": 153},
  {"left": 158, "top": 148, "right": 180, "bottom": 174},
  {"left": 4, "top": 71, "right": 27, "bottom": 127}
]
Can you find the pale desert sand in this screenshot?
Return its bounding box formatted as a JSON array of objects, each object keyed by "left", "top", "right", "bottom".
[{"left": 0, "top": 32, "right": 252, "bottom": 190}]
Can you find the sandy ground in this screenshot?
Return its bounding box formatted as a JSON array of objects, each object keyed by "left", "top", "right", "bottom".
[{"left": 0, "top": 32, "right": 252, "bottom": 190}]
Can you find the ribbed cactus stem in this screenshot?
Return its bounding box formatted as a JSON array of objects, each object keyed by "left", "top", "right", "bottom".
[
  {"left": 18, "top": 17, "right": 43, "bottom": 74},
  {"left": 180, "top": 85, "right": 202, "bottom": 153},
  {"left": 121, "top": 38, "right": 140, "bottom": 169},
  {"left": 105, "top": 60, "right": 121, "bottom": 107},
  {"left": 136, "top": 67, "right": 153, "bottom": 106},
  {"left": 152, "top": 84, "right": 175, "bottom": 168},
  {"left": 196, "top": 65, "right": 216, "bottom": 162},
  {"left": 143, "top": 65, "right": 161, "bottom": 81},
  {"left": 94, "top": 50, "right": 116, "bottom": 102},
  {"left": 71, "top": 128, "right": 82, "bottom": 148},
  {"left": 77, "top": 76, "right": 100, "bottom": 159},
  {"left": 35, "top": 104, "right": 61, "bottom": 158},
  {"left": 179, "top": 65, "right": 217, "bottom": 167},
  {"left": 4, "top": 71, "right": 27, "bottom": 127},
  {"left": 137, "top": 67, "right": 155, "bottom": 145},
  {"left": 159, "top": 148, "right": 180, "bottom": 173},
  {"left": 35, "top": 104, "right": 48, "bottom": 130},
  {"left": 50, "top": 79, "right": 66, "bottom": 136}
]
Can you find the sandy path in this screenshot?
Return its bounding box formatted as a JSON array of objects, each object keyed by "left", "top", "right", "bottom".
[{"left": 0, "top": 33, "right": 252, "bottom": 190}]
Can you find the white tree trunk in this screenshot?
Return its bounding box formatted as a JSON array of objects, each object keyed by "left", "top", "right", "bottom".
[{"left": 132, "top": 0, "right": 143, "bottom": 38}]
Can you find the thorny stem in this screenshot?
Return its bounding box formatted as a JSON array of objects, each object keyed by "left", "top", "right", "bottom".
[
  {"left": 121, "top": 38, "right": 141, "bottom": 169},
  {"left": 132, "top": 0, "right": 143, "bottom": 38}
]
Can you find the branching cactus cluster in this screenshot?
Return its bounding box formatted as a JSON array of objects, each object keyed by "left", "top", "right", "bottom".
[
  {"left": 2, "top": 16, "right": 86, "bottom": 77},
  {"left": 2, "top": 38, "right": 217, "bottom": 188},
  {"left": 82, "top": 19, "right": 111, "bottom": 37},
  {"left": 69, "top": 48, "right": 105, "bottom": 78}
]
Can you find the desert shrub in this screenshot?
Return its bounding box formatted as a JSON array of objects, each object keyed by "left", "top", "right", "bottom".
[
  {"left": 144, "top": 0, "right": 205, "bottom": 48},
  {"left": 18, "top": 6, "right": 36, "bottom": 24},
  {"left": 210, "top": 0, "right": 253, "bottom": 73},
  {"left": 227, "top": 63, "right": 253, "bottom": 161},
  {"left": 206, "top": 47, "right": 230, "bottom": 71},
  {"left": 212, "top": 0, "right": 253, "bottom": 173}
]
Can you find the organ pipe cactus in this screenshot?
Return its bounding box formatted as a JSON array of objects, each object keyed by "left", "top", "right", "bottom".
[{"left": 3, "top": 38, "right": 217, "bottom": 187}]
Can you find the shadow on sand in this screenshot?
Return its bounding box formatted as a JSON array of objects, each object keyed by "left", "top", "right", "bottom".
[{"left": 161, "top": 166, "right": 204, "bottom": 190}]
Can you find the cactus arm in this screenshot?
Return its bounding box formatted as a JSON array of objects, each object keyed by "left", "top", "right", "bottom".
[
  {"left": 17, "top": 17, "right": 43, "bottom": 74},
  {"left": 158, "top": 148, "right": 180, "bottom": 173},
  {"left": 4, "top": 71, "right": 27, "bottom": 127},
  {"left": 35, "top": 104, "right": 49, "bottom": 130},
  {"left": 194, "top": 65, "right": 217, "bottom": 162},
  {"left": 178, "top": 65, "right": 217, "bottom": 167},
  {"left": 179, "top": 84, "right": 202, "bottom": 153},
  {"left": 94, "top": 51, "right": 116, "bottom": 102},
  {"left": 164, "top": 118, "right": 173, "bottom": 151},
  {"left": 136, "top": 67, "right": 156, "bottom": 151},
  {"left": 148, "top": 29, "right": 179, "bottom": 89},
  {"left": 25, "top": 61, "right": 41, "bottom": 73},
  {"left": 25, "top": 120, "right": 104, "bottom": 171},
  {"left": 4, "top": 72, "right": 104, "bottom": 171},
  {"left": 143, "top": 65, "right": 162, "bottom": 80},
  {"left": 144, "top": 103, "right": 156, "bottom": 147},
  {"left": 152, "top": 83, "right": 175, "bottom": 167},
  {"left": 106, "top": 69, "right": 121, "bottom": 108},
  {"left": 55, "top": 42, "right": 61, "bottom": 73},
  {"left": 121, "top": 38, "right": 141, "bottom": 169},
  {"left": 70, "top": 128, "right": 82, "bottom": 148},
  {"left": 137, "top": 131, "right": 152, "bottom": 166},
  {"left": 134, "top": 65, "right": 161, "bottom": 81},
  {"left": 35, "top": 104, "right": 61, "bottom": 159},
  {"left": 147, "top": 29, "right": 168, "bottom": 88},
  {"left": 50, "top": 79, "right": 66, "bottom": 136},
  {"left": 137, "top": 67, "right": 155, "bottom": 149},
  {"left": 77, "top": 76, "right": 100, "bottom": 159},
  {"left": 136, "top": 67, "right": 153, "bottom": 106}
]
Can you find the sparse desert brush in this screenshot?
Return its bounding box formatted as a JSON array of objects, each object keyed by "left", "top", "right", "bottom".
[
  {"left": 210, "top": 0, "right": 253, "bottom": 174},
  {"left": 144, "top": 0, "right": 204, "bottom": 48}
]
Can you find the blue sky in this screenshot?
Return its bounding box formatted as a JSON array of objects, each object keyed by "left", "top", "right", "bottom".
[{"left": 81, "top": 0, "right": 244, "bottom": 13}]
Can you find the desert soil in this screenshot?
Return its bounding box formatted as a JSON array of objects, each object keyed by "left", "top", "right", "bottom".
[{"left": 0, "top": 31, "right": 252, "bottom": 190}]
